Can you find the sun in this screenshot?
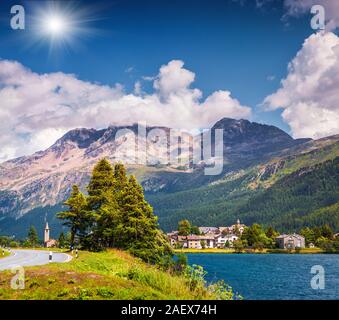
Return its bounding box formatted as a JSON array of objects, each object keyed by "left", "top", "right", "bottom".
[
  {"left": 45, "top": 15, "right": 67, "bottom": 36},
  {"left": 27, "top": 1, "right": 102, "bottom": 54}
]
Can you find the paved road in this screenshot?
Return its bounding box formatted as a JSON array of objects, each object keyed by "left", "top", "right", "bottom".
[{"left": 0, "top": 249, "right": 72, "bottom": 271}]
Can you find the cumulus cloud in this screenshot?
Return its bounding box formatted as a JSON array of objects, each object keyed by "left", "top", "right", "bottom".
[
  {"left": 0, "top": 59, "right": 251, "bottom": 162},
  {"left": 263, "top": 32, "right": 339, "bottom": 139},
  {"left": 283, "top": 0, "right": 339, "bottom": 31}
]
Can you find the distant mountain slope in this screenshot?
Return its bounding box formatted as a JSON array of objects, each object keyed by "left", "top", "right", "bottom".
[
  {"left": 235, "top": 157, "right": 339, "bottom": 230},
  {"left": 148, "top": 144, "right": 339, "bottom": 232},
  {"left": 1, "top": 118, "right": 339, "bottom": 237},
  {"left": 0, "top": 118, "right": 305, "bottom": 220}
]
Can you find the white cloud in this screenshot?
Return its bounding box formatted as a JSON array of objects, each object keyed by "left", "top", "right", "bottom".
[
  {"left": 263, "top": 32, "right": 339, "bottom": 139},
  {"left": 0, "top": 59, "right": 251, "bottom": 161},
  {"left": 284, "top": 0, "right": 339, "bottom": 31}
]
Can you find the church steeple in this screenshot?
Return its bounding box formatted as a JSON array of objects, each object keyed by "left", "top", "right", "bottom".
[{"left": 44, "top": 222, "right": 50, "bottom": 243}]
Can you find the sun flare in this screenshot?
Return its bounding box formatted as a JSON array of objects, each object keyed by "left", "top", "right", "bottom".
[
  {"left": 45, "top": 15, "right": 67, "bottom": 35},
  {"left": 28, "top": 1, "right": 100, "bottom": 53}
]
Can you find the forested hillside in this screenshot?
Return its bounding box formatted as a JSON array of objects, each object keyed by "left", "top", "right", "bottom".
[{"left": 149, "top": 157, "right": 339, "bottom": 232}]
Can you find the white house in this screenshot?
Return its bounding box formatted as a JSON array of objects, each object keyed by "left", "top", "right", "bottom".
[{"left": 215, "top": 234, "right": 239, "bottom": 248}]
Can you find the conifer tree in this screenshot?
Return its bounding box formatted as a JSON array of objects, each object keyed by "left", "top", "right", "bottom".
[
  {"left": 58, "top": 232, "right": 66, "bottom": 248},
  {"left": 121, "top": 175, "right": 172, "bottom": 263},
  {"left": 86, "top": 159, "right": 118, "bottom": 248},
  {"left": 95, "top": 190, "right": 121, "bottom": 248},
  {"left": 28, "top": 225, "right": 39, "bottom": 247},
  {"left": 113, "top": 163, "right": 129, "bottom": 194},
  {"left": 57, "top": 185, "right": 89, "bottom": 246},
  {"left": 87, "top": 158, "right": 115, "bottom": 210}
]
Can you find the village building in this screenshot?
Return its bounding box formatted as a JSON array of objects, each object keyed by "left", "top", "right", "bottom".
[
  {"left": 215, "top": 234, "right": 239, "bottom": 248},
  {"left": 198, "top": 227, "right": 220, "bottom": 235},
  {"left": 275, "top": 234, "right": 305, "bottom": 249},
  {"left": 186, "top": 235, "right": 216, "bottom": 249},
  {"left": 219, "top": 219, "right": 245, "bottom": 235},
  {"left": 44, "top": 222, "right": 57, "bottom": 248},
  {"left": 167, "top": 219, "right": 245, "bottom": 249},
  {"left": 177, "top": 235, "right": 188, "bottom": 248}
]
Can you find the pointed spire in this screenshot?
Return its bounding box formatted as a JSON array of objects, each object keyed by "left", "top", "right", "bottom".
[
  {"left": 237, "top": 219, "right": 240, "bottom": 225},
  {"left": 45, "top": 222, "right": 49, "bottom": 230}
]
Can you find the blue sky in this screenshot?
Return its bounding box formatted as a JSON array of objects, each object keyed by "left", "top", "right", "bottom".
[
  {"left": 0, "top": 0, "right": 338, "bottom": 160},
  {"left": 0, "top": 0, "right": 314, "bottom": 130}
]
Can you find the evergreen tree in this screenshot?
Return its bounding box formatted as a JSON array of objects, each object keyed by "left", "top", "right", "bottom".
[
  {"left": 191, "top": 225, "right": 201, "bottom": 235},
  {"left": 321, "top": 224, "right": 334, "bottom": 239},
  {"left": 121, "top": 175, "right": 172, "bottom": 263},
  {"left": 87, "top": 158, "right": 115, "bottom": 210},
  {"left": 300, "top": 227, "right": 315, "bottom": 245},
  {"left": 95, "top": 190, "right": 121, "bottom": 248},
  {"left": 28, "top": 225, "right": 39, "bottom": 247},
  {"left": 113, "top": 163, "right": 129, "bottom": 195},
  {"left": 57, "top": 185, "right": 90, "bottom": 246},
  {"left": 266, "top": 226, "right": 276, "bottom": 238},
  {"left": 58, "top": 232, "right": 66, "bottom": 248}
]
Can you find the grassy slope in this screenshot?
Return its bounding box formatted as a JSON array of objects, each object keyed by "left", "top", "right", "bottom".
[{"left": 0, "top": 249, "right": 217, "bottom": 300}]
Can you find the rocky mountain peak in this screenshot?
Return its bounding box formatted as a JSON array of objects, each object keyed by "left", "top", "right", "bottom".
[
  {"left": 211, "top": 117, "right": 294, "bottom": 146},
  {"left": 52, "top": 128, "right": 106, "bottom": 150}
]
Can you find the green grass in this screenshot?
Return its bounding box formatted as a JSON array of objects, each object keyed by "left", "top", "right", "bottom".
[
  {"left": 0, "top": 250, "right": 10, "bottom": 259},
  {"left": 0, "top": 249, "right": 221, "bottom": 300}
]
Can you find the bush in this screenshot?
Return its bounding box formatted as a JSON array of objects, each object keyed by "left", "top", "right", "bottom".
[
  {"left": 172, "top": 254, "right": 187, "bottom": 274},
  {"left": 207, "top": 280, "right": 241, "bottom": 300}
]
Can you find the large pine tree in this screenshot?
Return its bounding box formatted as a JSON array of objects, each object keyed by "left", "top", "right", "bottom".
[
  {"left": 87, "top": 158, "right": 115, "bottom": 210},
  {"left": 57, "top": 185, "right": 89, "bottom": 246},
  {"left": 28, "top": 225, "right": 39, "bottom": 247},
  {"left": 120, "top": 175, "right": 172, "bottom": 263}
]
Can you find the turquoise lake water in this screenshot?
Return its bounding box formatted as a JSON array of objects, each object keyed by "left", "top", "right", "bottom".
[{"left": 186, "top": 254, "right": 339, "bottom": 300}]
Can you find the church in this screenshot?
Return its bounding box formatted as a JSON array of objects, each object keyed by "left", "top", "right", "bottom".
[{"left": 44, "top": 222, "right": 57, "bottom": 248}]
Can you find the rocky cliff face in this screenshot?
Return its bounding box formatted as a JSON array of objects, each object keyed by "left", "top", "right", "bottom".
[{"left": 0, "top": 118, "right": 312, "bottom": 219}]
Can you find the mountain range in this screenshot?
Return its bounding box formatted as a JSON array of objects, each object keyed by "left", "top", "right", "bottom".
[{"left": 0, "top": 118, "right": 338, "bottom": 238}]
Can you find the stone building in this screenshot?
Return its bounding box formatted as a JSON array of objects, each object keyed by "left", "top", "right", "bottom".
[{"left": 275, "top": 234, "right": 305, "bottom": 249}]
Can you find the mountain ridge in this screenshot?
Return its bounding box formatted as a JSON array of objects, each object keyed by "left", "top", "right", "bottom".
[{"left": 0, "top": 117, "right": 338, "bottom": 237}]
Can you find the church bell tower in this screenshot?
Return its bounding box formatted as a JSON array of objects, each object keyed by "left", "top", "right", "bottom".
[{"left": 44, "top": 222, "right": 50, "bottom": 244}]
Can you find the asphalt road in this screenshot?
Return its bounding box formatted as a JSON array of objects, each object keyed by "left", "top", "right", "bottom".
[{"left": 0, "top": 249, "right": 72, "bottom": 271}]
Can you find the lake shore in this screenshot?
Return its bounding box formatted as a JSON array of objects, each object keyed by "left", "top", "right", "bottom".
[{"left": 174, "top": 248, "right": 327, "bottom": 254}]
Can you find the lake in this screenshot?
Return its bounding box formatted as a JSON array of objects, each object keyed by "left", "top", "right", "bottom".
[{"left": 186, "top": 253, "right": 339, "bottom": 300}]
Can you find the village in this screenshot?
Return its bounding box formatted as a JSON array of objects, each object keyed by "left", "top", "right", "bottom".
[{"left": 167, "top": 219, "right": 307, "bottom": 250}]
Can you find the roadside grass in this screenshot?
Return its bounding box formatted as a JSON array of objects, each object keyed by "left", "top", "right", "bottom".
[
  {"left": 0, "top": 249, "right": 218, "bottom": 300},
  {"left": 0, "top": 250, "right": 10, "bottom": 259}
]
